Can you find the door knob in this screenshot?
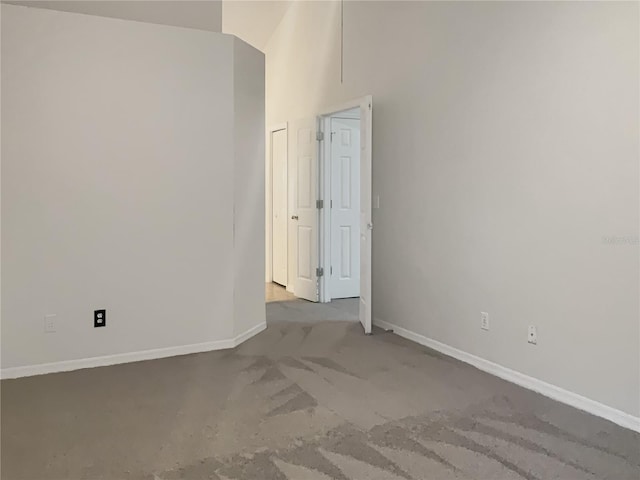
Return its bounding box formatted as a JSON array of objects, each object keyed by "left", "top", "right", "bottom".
[{"left": 291, "top": 215, "right": 299, "bottom": 220}]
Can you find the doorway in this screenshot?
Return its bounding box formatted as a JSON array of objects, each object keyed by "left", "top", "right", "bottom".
[
  {"left": 318, "top": 97, "right": 373, "bottom": 334},
  {"left": 270, "top": 126, "right": 288, "bottom": 287},
  {"left": 324, "top": 109, "right": 361, "bottom": 300},
  {"left": 265, "top": 96, "right": 373, "bottom": 334}
]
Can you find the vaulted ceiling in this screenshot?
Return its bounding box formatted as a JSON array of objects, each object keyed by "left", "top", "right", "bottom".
[
  {"left": 3, "top": 0, "right": 293, "bottom": 52},
  {"left": 222, "top": 0, "right": 292, "bottom": 51},
  {"left": 2, "top": 0, "right": 224, "bottom": 32}
]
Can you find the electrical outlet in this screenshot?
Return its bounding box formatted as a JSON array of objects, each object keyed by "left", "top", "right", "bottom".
[
  {"left": 480, "top": 312, "right": 489, "bottom": 331},
  {"left": 44, "top": 314, "right": 56, "bottom": 333},
  {"left": 528, "top": 325, "right": 537, "bottom": 344},
  {"left": 94, "top": 309, "right": 106, "bottom": 328}
]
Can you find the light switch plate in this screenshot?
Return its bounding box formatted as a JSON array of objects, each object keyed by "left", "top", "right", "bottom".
[{"left": 44, "top": 314, "right": 56, "bottom": 333}]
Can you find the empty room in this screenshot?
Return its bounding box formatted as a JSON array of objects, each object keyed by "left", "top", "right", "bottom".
[{"left": 1, "top": 1, "right": 639, "bottom": 479}]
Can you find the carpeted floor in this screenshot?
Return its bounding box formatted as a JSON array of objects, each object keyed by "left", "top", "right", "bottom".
[{"left": 1, "top": 299, "right": 639, "bottom": 479}]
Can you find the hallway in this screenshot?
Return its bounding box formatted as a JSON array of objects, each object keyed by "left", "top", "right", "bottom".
[{"left": 266, "top": 282, "right": 296, "bottom": 303}]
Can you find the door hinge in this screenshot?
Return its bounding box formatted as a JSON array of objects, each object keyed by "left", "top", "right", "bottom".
[
  {"left": 330, "top": 266, "right": 333, "bottom": 275},
  {"left": 316, "top": 131, "right": 324, "bottom": 141},
  {"left": 316, "top": 267, "right": 324, "bottom": 277},
  {"left": 316, "top": 199, "right": 324, "bottom": 209}
]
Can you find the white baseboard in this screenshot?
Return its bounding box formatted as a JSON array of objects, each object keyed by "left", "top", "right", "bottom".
[
  {"left": 1, "top": 322, "right": 267, "bottom": 380},
  {"left": 234, "top": 322, "right": 267, "bottom": 345},
  {"left": 374, "top": 318, "right": 640, "bottom": 433}
]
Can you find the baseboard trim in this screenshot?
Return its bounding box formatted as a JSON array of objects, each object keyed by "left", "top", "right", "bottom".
[
  {"left": 374, "top": 318, "right": 640, "bottom": 433},
  {"left": 1, "top": 322, "right": 267, "bottom": 380},
  {"left": 235, "top": 322, "right": 267, "bottom": 345}
]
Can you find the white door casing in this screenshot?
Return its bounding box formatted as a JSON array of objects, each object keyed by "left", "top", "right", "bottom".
[
  {"left": 330, "top": 117, "right": 360, "bottom": 299},
  {"left": 290, "top": 117, "right": 319, "bottom": 301},
  {"left": 271, "top": 128, "right": 288, "bottom": 286},
  {"left": 359, "top": 98, "right": 373, "bottom": 334}
]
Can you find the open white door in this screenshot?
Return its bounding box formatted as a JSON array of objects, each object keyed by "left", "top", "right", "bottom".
[
  {"left": 359, "top": 97, "right": 373, "bottom": 334},
  {"left": 330, "top": 117, "right": 361, "bottom": 299},
  {"left": 290, "top": 117, "right": 319, "bottom": 302}
]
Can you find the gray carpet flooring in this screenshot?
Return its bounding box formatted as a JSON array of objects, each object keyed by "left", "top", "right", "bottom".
[{"left": 1, "top": 299, "right": 639, "bottom": 479}]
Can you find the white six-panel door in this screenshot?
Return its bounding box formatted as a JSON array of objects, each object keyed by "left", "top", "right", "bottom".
[
  {"left": 271, "top": 128, "right": 288, "bottom": 286},
  {"left": 330, "top": 117, "right": 360, "bottom": 299},
  {"left": 285, "top": 98, "right": 372, "bottom": 320},
  {"left": 290, "top": 117, "right": 319, "bottom": 302}
]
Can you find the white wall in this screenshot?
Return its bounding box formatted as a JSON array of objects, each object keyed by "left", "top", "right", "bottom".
[
  {"left": 1, "top": 4, "right": 264, "bottom": 372},
  {"left": 265, "top": 1, "right": 640, "bottom": 418},
  {"left": 232, "top": 37, "right": 266, "bottom": 336},
  {"left": 3, "top": 0, "right": 222, "bottom": 32}
]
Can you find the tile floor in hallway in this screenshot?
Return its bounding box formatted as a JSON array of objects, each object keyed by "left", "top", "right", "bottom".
[
  {"left": 266, "top": 282, "right": 297, "bottom": 303},
  {"left": 1, "top": 299, "right": 638, "bottom": 479}
]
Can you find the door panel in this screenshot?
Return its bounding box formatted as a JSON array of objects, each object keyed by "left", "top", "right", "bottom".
[
  {"left": 271, "top": 129, "right": 288, "bottom": 286},
  {"left": 298, "top": 153, "right": 312, "bottom": 208},
  {"left": 339, "top": 226, "right": 351, "bottom": 277},
  {"left": 290, "top": 118, "right": 319, "bottom": 302},
  {"left": 330, "top": 117, "right": 360, "bottom": 299},
  {"left": 297, "top": 226, "right": 312, "bottom": 279}
]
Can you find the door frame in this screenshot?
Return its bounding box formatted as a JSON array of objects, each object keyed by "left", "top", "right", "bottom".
[
  {"left": 266, "top": 123, "right": 287, "bottom": 284},
  {"left": 317, "top": 96, "right": 372, "bottom": 310}
]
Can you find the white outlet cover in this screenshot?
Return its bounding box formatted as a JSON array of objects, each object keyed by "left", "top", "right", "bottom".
[
  {"left": 528, "top": 325, "right": 537, "bottom": 344},
  {"left": 480, "top": 312, "right": 489, "bottom": 331}
]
